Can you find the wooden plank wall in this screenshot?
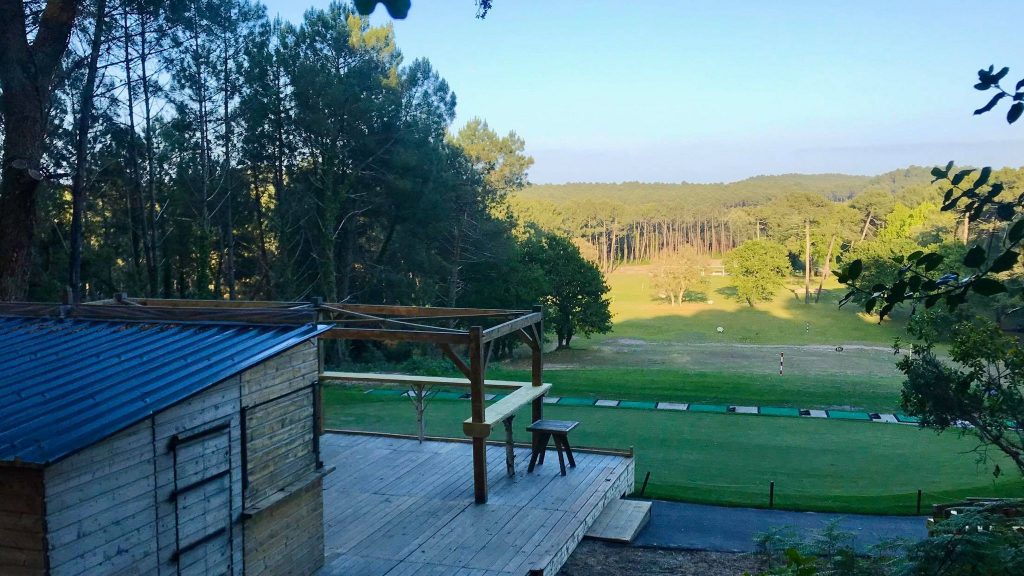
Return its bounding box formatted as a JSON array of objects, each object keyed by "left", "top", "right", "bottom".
[
  {"left": 0, "top": 466, "right": 46, "bottom": 576},
  {"left": 153, "top": 379, "right": 244, "bottom": 576},
  {"left": 43, "top": 421, "right": 158, "bottom": 576},
  {"left": 240, "top": 340, "right": 324, "bottom": 576}
]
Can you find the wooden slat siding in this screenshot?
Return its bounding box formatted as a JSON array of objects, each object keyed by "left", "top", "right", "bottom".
[
  {"left": 243, "top": 478, "right": 323, "bottom": 576},
  {"left": 41, "top": 420, "right": 157, "bottom": 576},
  {"left": 238, "top": 342, "right": 323, "bottom": 576},
  {"left": 240, "top": 340, "right": 317, "bottom": 407},
  {"left": 152, "top": 379, "right": 243, "bottom": 576},
  {"left": 0, "top": 466, "right": 45, "bottom": 576}
]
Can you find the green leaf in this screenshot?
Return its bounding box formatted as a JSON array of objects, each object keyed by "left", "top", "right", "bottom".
[
  {"left": 1017, "top": 77, "right": 1024, "bottom": 91},
  {"left": 838, "top": 291, "right": 855, "bottom": 308},
  {"left": 946, "top": 291, "right": 968, "bottom": 310},
  {"left": 908, "top": 275, "right": 922, "bottom": 293},
  {"left": 975, "top": 166, "right": 992, "bottom": 188},
  {"left": 908, "top": 250, "right": 925, "bottom": 262},
  {"left": 925, "top": 294, "right": 942, "bottom": 308},
  {"left": 994, "top": 66, "right": 1010, "bottom": 81},
  {"left": 963, "top": 245, "right": 987, "bottom": 268},
  {"left": 952, "top": 169, "right": 974, "bottom": 185},
  {"left": 1009, "top": 220, "right": 1024, "bottom": 243},
  {"left": 1009, "top": 102, "right": 1024, "bottom": 124},
  {"left": 975, "top": 93, "right": 1006, "bottom": 115},
  {"left": 919, "top": 252, "right": 944, "bottom": 272},
  {"left": 972, "top": 277, "right": 1007, "bottom": 295},
  {"left": 997, "top": 203, "right": 1016, "bottom": 221},
  {"left": 846, "top": 259, "right": 863, "bottom": 282},
  {"left": 930, "top": 166, "right": 947, "bottom": 180},
  {"left": 865, "top": 297, "right": 877, "bottom": 314},
  {"left": 989, "top": 249, "right": 1019, "bottom": 273}
]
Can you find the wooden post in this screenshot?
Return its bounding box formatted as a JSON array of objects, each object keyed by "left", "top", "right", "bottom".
[
  {"left": 312, "top": 297, "right": 325, "bottom": 435},
  {"left": 504, "top": 416, "right": 515, "bottom": 478},
  {"left": 469, "top": 326, "right": 488, "bottom": 504},
  {"left": 531, "top": 304, "right": 544, "bottom": 426}
]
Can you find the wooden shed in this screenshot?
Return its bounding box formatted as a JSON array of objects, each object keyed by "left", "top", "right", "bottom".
[{"left": 0, "top": 304, "right": 330, "bottom": 576}]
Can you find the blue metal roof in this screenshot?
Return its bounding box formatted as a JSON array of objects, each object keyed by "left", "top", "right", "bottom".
[{"left": 0, "top": 316, "right": 328, "bottom": 465}]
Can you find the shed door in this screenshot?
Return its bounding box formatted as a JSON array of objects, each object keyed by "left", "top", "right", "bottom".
[{"left": 170, "top": 422, "right": 234, "bottom": 576}]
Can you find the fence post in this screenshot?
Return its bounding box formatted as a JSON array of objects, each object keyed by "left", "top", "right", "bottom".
[
  {"left": 916, "top": 489, "right": 922, "bottom": 515},
  {"left": 769, "top": 481, "right": 775, "bottom": 508}
]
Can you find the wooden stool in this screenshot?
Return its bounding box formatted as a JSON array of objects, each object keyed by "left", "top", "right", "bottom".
[{"left": 527, "top": 419, "right": 578, "bottom": 476}]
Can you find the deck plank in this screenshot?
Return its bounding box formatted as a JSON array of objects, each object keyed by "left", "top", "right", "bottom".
[{"left": 317, "top": 433, "right": 633, "bottom": 576}]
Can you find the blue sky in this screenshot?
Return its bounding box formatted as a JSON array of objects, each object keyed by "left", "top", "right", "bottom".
[{"left": 263, "top": 0, "right": 1024, "bottom": 184}]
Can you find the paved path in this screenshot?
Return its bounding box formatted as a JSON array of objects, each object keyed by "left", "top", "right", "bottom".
[{"left": 632, "top": 500, "right": 928, "bottom": 553}]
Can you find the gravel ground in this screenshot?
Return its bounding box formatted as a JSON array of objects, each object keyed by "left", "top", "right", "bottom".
[{"left": 560, "top": 540, "right": 764, "bottom": 576}]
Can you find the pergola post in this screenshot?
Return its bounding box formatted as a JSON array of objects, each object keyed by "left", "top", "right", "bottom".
[
  {"left": 469, "top": 326, "right": 488, "bottom": 504},
  {"left": 530, "top": 304, "right": 544, "bottom": 427}
]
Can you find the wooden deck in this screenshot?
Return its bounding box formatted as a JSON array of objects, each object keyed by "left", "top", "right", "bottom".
[{"left": 317, "top": 432, "right": 634, "bottom": 576}]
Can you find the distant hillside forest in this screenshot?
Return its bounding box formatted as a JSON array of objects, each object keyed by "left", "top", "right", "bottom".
[{"left": 511, "top": 167, "right": 1024, "bottom": 273}]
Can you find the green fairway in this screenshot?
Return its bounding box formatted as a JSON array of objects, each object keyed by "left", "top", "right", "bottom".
[
  {"left": 591, "top": 269, "right": 908, "bottom": 346},
  {"left": 324, "top": 388, "right": 1024, "bottom": 515},
  {"left": 486, "top": 367, "right": 905, "bottom": 413}
]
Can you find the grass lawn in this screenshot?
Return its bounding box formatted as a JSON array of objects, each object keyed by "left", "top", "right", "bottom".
[
  {"left": 324, "top": 388, "right": 1024, "bottom": 515},
  {"left": 486, "top": 367, "right": 904, "bottom": 413},
  {"left": 590, "top": 267, "right": 908, "bottom": 346}
]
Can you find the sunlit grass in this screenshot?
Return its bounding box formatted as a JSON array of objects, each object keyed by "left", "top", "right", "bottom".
[
  {"left": 325, "top": 389, "right": 1024, "bottom": 515},
  {"left": 593, "top": 266, "right": 906, "bottom": 346}
]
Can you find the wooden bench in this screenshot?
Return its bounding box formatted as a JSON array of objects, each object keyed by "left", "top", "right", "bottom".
[{"left": 527, "top": 419, "right": 579, "bottom": 476}]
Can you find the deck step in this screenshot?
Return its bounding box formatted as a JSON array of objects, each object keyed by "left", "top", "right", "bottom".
[{"left": 584, "top": 498, "right": 652, "bottom": 543}]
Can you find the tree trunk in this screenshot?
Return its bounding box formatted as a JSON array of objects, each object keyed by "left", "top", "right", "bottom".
[
  {"left": 962, "top": 214, "right": 970, "bottom": 244},
  {"left": 859, "top": 210, "right": 872, "bottom": 243},
  {"left": 804, "top": 220, "right": 811, "bottom": 304},
  {"left": 139, "top": 8, "right": 162, "bottom": 296},
  {"left": 222, "top": 26, "right": 236, "bottom": 299},
  {"left": 0, "top": 0, "right": 79, "bottom": 300},
  {"left": 814, "top": 235, "right": 836, "bottom": 303},
  {"left": 123, "top": 8, "right": 151, "bottom": 296},
  {"left": 68, "top": 0, "right": 109, "bottom": 303}
]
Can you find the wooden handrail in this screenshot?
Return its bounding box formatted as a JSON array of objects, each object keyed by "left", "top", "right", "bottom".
[
  {"left": 319, "top": 371, "right": 542, "bottom": 390},
  {"left": 463, "top": 384, "right": 552, "bottom": 438}
]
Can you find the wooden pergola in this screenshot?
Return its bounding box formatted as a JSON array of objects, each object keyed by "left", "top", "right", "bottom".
[{"left": 86, "top": 296, "right": 547, "bottom": 504}]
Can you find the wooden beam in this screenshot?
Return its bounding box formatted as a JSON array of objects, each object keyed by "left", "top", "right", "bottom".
[
  {"left": 68, "top": 304, "right": 317, "bottom": 325},
  {"left": 320, "top": 327, "right": 469, "bottom": 345},
  {"left": 531, "top": 304, "right": 544, "bottom": 427},
  {"left": 318, "top": 372, "right": 537, "bottom": 390},
  {"left": 322, "top": 302, "right": 527, "bottom": 318},
  {"left": 481, "top": 312, "right": 543, "bottom": 343},
  {"left": 469, "top": 326, "right": 488, "bottom": 504},
  {"left": 516, "top": 328, "right": 540, "bottom": 352},
  {"left": 438, "top": 343, "right": 472, "bottom": 380},
  {"left": 104, "top": 297, "right": 306, "bottom": 309}
]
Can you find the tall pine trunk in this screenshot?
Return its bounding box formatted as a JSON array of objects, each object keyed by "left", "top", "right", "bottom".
[
  {"left": 69, "top": 0, "right": 108, "bottom": 302},
  {"left": 0, "top": 0, "right": 78, "bottom": 300}
]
